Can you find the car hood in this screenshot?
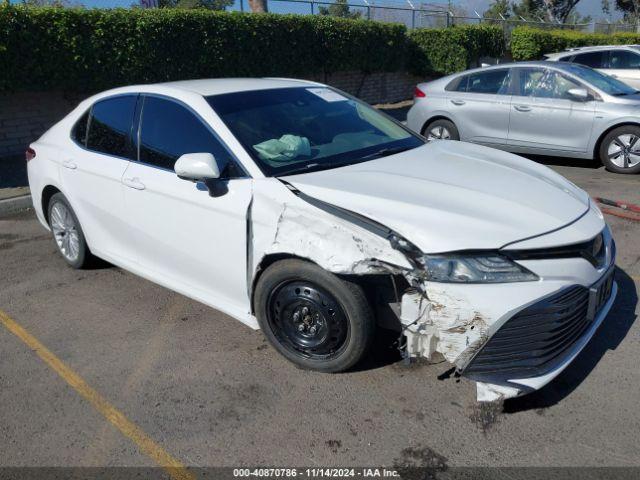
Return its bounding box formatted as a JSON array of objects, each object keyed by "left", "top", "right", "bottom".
[{"left": 284, "top": 141, "right": 590, "bottom": 253}]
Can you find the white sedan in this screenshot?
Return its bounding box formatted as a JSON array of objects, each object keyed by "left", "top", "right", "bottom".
[{"left": 27, "top": 78, "right": 617, "bottom": 401}]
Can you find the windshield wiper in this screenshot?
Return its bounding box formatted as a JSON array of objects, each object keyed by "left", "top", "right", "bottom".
[
  {"left": 612, "top": 91, "right": 640, "bottom": 96},
  {"left": 358, "top": 145, "right": 415, "bottom": 161},
  {"left": 277, "top": 160, "right": 355, "bottom": 177}
]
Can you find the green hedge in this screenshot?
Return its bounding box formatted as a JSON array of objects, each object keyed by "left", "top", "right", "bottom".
[
  {"left": 0, "top": 5, "right": 407, "bottom": 91},
  {"left": 0, "top": 5, "right": 507, "bottom": 92},
  {"left": 408, "top": 24, "right": 505, "bottom": 76},
  {"left": 511, "top": 27, "right": 640, "bottom": 61}
]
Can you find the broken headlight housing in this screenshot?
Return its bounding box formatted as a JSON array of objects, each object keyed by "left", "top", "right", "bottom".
[{"left": 420, "top": 254, "right": 538, "bottom": 283}]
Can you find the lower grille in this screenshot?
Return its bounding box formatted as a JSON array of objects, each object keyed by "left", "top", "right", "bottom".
[{"left": 463, "top": 285, "right": 593, "bottom": 385}]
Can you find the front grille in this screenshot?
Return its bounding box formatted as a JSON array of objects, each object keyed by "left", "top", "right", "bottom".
[
  {"left": 463, "top": 285, "right": 592, "bottom": 386},
  {"left": 507, "top": 232, "right": 606, "bottom": 268}
]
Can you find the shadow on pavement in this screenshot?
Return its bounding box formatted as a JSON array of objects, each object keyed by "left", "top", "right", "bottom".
[
  {"left": 0, "top": 155, "right": 28, "bottom": 188},
  {"left": 503, "top": 266, "right": 638, "bottom": 413},
  {"left": 521, "top": 153, "right": 602, "bottom": 170}
]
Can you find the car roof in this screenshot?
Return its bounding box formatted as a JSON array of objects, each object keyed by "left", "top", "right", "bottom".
[
  {"left": 451, "top": 60, "right": 581, "bottom": 74},
  {"left": 155, "top": 77, "right": 322, "bottom": 96},
  {"left": 545, "top": 44, "right": 640, "bottom": 59}
]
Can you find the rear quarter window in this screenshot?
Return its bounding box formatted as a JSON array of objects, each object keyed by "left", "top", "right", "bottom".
[{"left": 71, "top": 110, "right": 90, "bottom": 147}]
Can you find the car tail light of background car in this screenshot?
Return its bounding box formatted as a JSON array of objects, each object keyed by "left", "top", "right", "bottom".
[
  {"left": 25, "top": 147, "right": 36, "bottom": 162},
  {"left": 414, "top": 86, "right": 426, "bottom": 99}
]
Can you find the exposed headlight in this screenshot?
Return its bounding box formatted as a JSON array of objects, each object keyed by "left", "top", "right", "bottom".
[{"left": 420, "top": 254, "right": 538, "bottom": 283}]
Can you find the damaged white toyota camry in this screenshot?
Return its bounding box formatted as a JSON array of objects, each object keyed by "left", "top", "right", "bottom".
[{"left": 27, "top": 78, "right": 617, "bottom": 401}]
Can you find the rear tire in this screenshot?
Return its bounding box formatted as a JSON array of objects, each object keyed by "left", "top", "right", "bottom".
[
  {"left": 254, "top": 259, "right": 374, "bottom": 373},
  {"left": 599, "top": 125, "right": 640, "bottom": 174},
  {"left": 47, "top": 193, "right": 95, "bottom": 269},
  {"left": 423, "top": 119, "right": 460, "bottom": 141}
]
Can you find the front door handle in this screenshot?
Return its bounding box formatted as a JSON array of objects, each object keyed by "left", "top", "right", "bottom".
[
  {"left": 122, "top": 177, "right": 146, "bottom": 190},
  {"left": 62, "top": 160, "right": 77, "bottom": 170},
  {"left": 451, "top": 99, "right": 466, "bottom": 106},
  {"left": 514, "top": 105, "right": 532, "bottom": 112}
]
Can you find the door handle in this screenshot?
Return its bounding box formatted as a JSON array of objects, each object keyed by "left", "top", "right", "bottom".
[
  {"left": 450, "top": 99, "right": 466, "bottom": 106},
  {"left": 122, "top": 177, "right": 146, "bottom": 190},
  {"left": 62, "top": 160, "right": 77, "bottom": 170},
  {"left": 514, "top": 105, "right": 532, "bottom": 112}
]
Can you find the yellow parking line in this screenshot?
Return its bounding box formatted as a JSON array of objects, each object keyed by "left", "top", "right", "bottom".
[{"left": 0, "top": 309, "right": 195, "bottom": 480}]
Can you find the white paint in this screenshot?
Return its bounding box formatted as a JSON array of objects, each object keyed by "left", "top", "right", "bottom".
[{"left": 476, "top": 382, "right": 521, "bottom": 402}]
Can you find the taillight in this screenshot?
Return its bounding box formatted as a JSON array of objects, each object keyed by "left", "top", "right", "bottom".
[
  {"left": 414, "top": 86, "right": 426, "bottom": 99},
  {"left": 26, "top": 147, "right": 36, "bottom": 162}
]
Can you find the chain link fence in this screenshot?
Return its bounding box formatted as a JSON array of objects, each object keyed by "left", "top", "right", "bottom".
[{"left": 231, "top": 0, "right": 640, "bottom": 33}]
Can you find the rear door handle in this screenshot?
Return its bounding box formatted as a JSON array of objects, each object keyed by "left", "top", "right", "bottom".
[
  {"left": 450, "top": 99, "right": 466, "bottom": 106},
  {"left": 62, "top": 160, "right": 77, "bottom": 170},
  {"left": 514, "top": 105, "right": 532, "bottom": 112},
  {"left": 122, "top": 177, "right": 146, "bottom": 190}
]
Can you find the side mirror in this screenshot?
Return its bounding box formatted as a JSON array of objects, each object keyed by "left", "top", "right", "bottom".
[
  {"left": 174, "top": 153, "right": 220, "bottom": 181},
  {"left": 567, "top": 88, "right": 590, "bottom": 102}
]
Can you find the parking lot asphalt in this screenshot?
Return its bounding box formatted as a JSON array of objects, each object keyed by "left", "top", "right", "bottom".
[{"left": 0, "top": 160, "right": 639, "bottom": 473}]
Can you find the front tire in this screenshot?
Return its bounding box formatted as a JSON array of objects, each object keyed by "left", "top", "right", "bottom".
[
  {"left": 599, "top": 126, "right": 640, "bottom": 174},
  {"left": 48, "top": 193, "right": 94, "bottom": 269},
  {"left": 423, "top": 119, "right": 460, "bottom": 141},
  {"left": 254, "top": 259, "right": 374, "bottom": 373}
]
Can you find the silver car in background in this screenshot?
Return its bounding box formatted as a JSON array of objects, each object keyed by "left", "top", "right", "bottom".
[
  {"left": 545, "top": 45, "right": 640, "bottom": 90},
  {"left": 407, "top": 61, "right": 640, "bottom": 174}
]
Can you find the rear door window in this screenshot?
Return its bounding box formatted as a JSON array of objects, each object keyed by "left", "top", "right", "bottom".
[
  {"left": 454, "top": 69, "right": 511, "bottom": 95},
  {"left": 86, "top": 95, "right": 137, "bottom": 159}
]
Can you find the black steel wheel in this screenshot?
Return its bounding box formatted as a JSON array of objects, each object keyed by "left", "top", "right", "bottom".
[
  {"left": 267, "top": 281, "right": 349, "bottom": 359},
  {"left": 255, "top": 259, "right": 374, "bottom": 372}
]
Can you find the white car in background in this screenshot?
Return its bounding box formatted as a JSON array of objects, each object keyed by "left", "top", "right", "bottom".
[
  {"left": 27, "top": 78, "right": 616, "bottom": 402},
  {"left": 545, "top": 45, "right": 640, "bottom": 89}
]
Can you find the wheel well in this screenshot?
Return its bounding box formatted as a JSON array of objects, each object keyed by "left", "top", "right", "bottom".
[
  {"left": 593, "top": 122, "right": 640, "bottom": 160},
  {"left": 421, "top": 115, "right": 455, "bottom": 136},
  {"left": 250, "top": 254, "right": 315, "bottom": 313},
  {"left": 41, "top": 185, "right": 61, "bottom": 225},
  {"left": 250, "top": 253, "right": 407, "bottom": 331}
]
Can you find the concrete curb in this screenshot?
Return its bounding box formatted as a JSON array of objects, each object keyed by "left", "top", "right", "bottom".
[{"left": 0, "top": 194, "right": 32, "bottom": 217}]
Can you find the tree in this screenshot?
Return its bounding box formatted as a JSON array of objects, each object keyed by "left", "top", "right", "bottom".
[
  {"left": 614, "top": 0, "right": 640, "bottom": 22},
  {"left": 541, "top": 0, "right": 582, "bottom": 23},
  {"left": 21, "top": 0, "right": 73, "bottom": 5},
  {"left": 248, "top": 0, "right": 268, "bottom": 12},
  {"left": 157, "top": 0, "right": 233, "bottom": 9},
  {"left": 511, "top": 0, "right": 582, "bottom": 23},
  {"left": 318, "top": 0, "right": 360, "bottom": 18},
  {"left": 483, "top": 0, "right": 511, "bottom": 20},
  {"left": 512, "top": 0, "right": 545, "bottom": 20}
]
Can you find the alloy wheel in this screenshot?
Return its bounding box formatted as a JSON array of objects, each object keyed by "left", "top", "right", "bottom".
[
  {"left": 50, "top": 202, "right": 80, "bottom": 262},
  {"left": 427, "top": 126, "right": 451, "bottom": 141},
  {"left": 607, "top": 134, "right": 640, "bottom": 169}
]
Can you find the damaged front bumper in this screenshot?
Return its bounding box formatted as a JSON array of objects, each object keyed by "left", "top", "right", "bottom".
[{"left": 400, "top": 253, "right": 617, "bottom": 402}]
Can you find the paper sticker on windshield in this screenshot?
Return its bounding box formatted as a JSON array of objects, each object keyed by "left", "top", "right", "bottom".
[{"left": 306, "top": 88, "right": 348, "bottom": 102}]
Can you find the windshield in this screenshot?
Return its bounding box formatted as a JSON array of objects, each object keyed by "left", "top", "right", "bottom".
[
  {"left": 207, "top": 87, "right": 424, "bottom": 176},
  {"left": 564, "top": 64, "right": 638, "bottom": 95}
]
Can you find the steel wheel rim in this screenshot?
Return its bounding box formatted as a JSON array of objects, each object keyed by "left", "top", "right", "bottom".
[
  {"left": 50, "top": 202, "right": 80, "bottom": 262},
  {"left": 608, "top": 134, "right": 640, "bottom": 169},
  {"left": 267, "top": 280, "right": 349, "bottom": 360},
  {"left": 427, "top": 126, "right": 451, "bottom": 141}
]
